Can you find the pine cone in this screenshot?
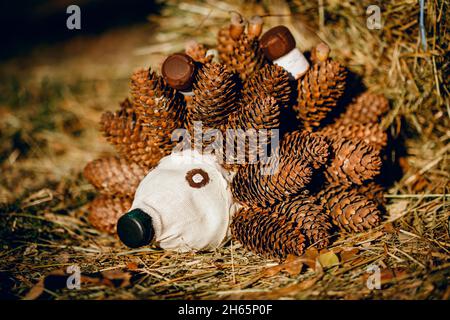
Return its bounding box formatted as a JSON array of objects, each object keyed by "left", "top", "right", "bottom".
[
  {"left": 294, "top": 59, "right": 347, "bottom": 130},
  {"left": 316, "top": 184, "right": 381, "bottom": 232},
  {"left": 242, "top": 64, "right": 292, "bottom": 107},
  {"left": 356, "top": 182, "right": 386, "bottom": 208},
  {"left": 217, "top": 16, "right": 265, "bottom": 82},
  {"left": 217, "top": 26, "right": 235, "bottom": 65},
  {"left": 130, "top": 68, "right": 186, "bottom": 143},
  {"left": 227, "top": 95, "right": 280, "bottom": 131},
  {"left": 231, "top": 154, "right": 313, "bottom": 207},
  {"left": 225, "top": 95, "right": 280, "bottom": 166},
  {"left": 83, "top": 157, "right": 148, "bottom": 197},
  {"left": 226, "top": 33, "right": 266, "bottom": 81},
  {"left": 335, "top": 92, "right": 389, "bottom": 125},
  {"left": 274, "top": 197, "right": 332, "bottom": 249},
  {"left": 280, "top": 130, "right": 330, "bottom": 169},
  {"left": 130, "top": 68, "right": 166, "bottom": 103},
  {"left": 190, "top": 63, "right": 238, "bottom": 129},
  {"left": 100, "top": 101, "right": 166, "bottom": 168},
  {"left": 88, "top": 195, "right": 132, "bottom": 234},
  {"left": 231, "top": 205, "right": 306, "bottom": 258},
  {"left": 325, "top": 137, "right": 382, "bottom": 185},
  {"left": 319, "top": 122, "right": 387, "bottom": 151},
  {"left": 185, "top": 41, "right": 214, "bottom": 64}
]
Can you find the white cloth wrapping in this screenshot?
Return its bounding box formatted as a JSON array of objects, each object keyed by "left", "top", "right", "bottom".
[
  {"left": 130, "top": 149, "right": 239, "bottom": 252},
  {"left": 273, "top": 48, "right": 310, "bottom": 80}
]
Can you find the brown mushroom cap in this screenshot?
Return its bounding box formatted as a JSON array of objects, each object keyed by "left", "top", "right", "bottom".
[
  {"left": 161, "top": 53, "right": 196, "bottom": 91},
  {"left": 260, "top": 25, "right": 296, "bottom": 61}
]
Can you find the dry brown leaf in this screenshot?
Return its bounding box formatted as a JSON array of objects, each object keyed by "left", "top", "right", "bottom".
[
  {"left": 227, "top": 273, "right": 323, "bottom": 300},
  {"left": 282, "top": 254, "right": 304, "bottom": 276},
  {"left": 126, "top": 262, "right": 139, "bottom": 270},
  {"left": 380, "top": 268, "right": 409, "bottom": 284},
  {"left": 262, "top": 264, "right": 284, "bottom": 277},
  {"left": 23, "top": 267, "right": 133, "bottom": 300},
  {"left": 23, "top": 269, "right": 67, "bottom": 300},
  {"left": 101, "top": 269, "right": 132, "bottom": 288},
  {"left": 411, "top": 176, "right": 429, "bottom": 192},
  {"left": 340, "top": 248, "right": 359, "bottom": 262},
  {"left": 302, "top": 247, "right": 320, "bottom": 270},
  {"left": 261, "top": 255, "right": 308, "bottom": 278},
  {"left": 361, "top": 267, "right": 410, "bottom": 286},
  {"left": 383, "top": 222, "right": 397, "bottom": 233},
  {"left": 23, "top": 278, "right": 45, "bottom": 300}
]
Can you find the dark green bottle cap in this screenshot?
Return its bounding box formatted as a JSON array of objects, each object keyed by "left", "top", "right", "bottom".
[{"left": 117, "top": 209, "right": 154, "bottom": 248}]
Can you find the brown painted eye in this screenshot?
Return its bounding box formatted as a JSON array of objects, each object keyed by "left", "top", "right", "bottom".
[{"left": 186, "top": 168, "right": 210, "bottom": 188}]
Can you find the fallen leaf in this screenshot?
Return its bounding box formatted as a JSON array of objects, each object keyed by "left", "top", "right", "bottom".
[
  {"left": 262, "top": 265, "right": 284, "bottom": 277},
  {"left": 23, "top": 279, "right": 45, "bottom": 300},
  {"left": 340, "top": 248, "right": 359, "bottom": 262},
  {"left": 361, "top": 267, "right": 410, "bottom": 287},
  {"left": 23, "top": 267, "right": 134, "bottom": 300},
  {"left": 411, "top": 176, "right": 429, "bottom": 192},
  {"left": 226, "top": 273, "right": 323, "bottom": 300},
  {"left": 261, "top": 255, "right": 305, "bottom": 278},
  {"left": 398, "top": 157, "right": 410, "bottom": 172},
  {"left": 380, "top": 268, "right": 409, "bottom": 284},
  {"left": 101, "top": 270, "right": 132, "bottom": 288},
  {"left": 318, "top": 250, "right": 340, "bottom": 269},
  {"left": 302, "top": 247, "right": 320, "bottom": 270},
  {"left": 23, "top": 269, "right": 67, "bottom": 300},
  {"left": 282, "top": 254, "right": 304, "bottom": 276},
  {"left": 330, "top": 247, "right": 343, "bottom": 254},
  {"left": 383, "top": 222, "right": 397, "bottom": 234},
  {"left": 126, "top": 262, "right": 139, "bottom": 270}
]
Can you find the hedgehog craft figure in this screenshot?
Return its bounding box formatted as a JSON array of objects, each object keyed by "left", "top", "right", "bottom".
[{"left": 83, "top": 14, "right": 389, "bottom": 259}]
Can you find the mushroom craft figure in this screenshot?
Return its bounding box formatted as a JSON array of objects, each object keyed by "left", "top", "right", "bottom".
[{"left": 84, "top": 17, "right": 389, "bottom": 259}]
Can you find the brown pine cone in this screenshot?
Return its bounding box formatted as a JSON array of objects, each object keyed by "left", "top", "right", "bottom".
[
  {"left": 325, "top": 137, "right": 382, "bottom": 186},
  {"left": 190, "top": 63, "right": 238, "bottom": 129},
  {"left": 356, "top": 182, "right": 386, "bottom": 208},
  {"left": 274, "top": 197, "right": 332, "bottom": 249},
  {"left": 231, "top": 205, "right": 306, "bottom": 258},
  {"left": 100, "top": 101, "right": 166, "bottom": 168},
  {"left": 185, "top": 41, "right": 214, "bottom": 64},
  {"left": 316, "top": 184, "right": 382, "bottom": 232},
  {"left": 217, "top": 26, "right": 235, "bottom": 65},
  {"left": 88, "top": 195, "right": 132, "bottom": 234},
  {"left": 280, "top": 130, "right": 330, "bottom": 169},
  {"left": 319, "top": 122, "right": 387, "bottom": 151},
  {"left": 294, "top": 59, "right": 347, "bottom": 130},
  {"left": 217, "top": 14, "right": 265, "bottom": 81},
  {"left": 130, "top": 68, "right": 166, "bottom": 103},
  {"left": 227, "top": 95, "right": 280, "bottom": 131},
  {"left": 226, "top": 33, "right": 266, "bottom": 81},
  {"left": 83, "top": 157, "right": 148, "bottom": 197},
  {"left": 242, "top": 64, "right": 292, "bottom": 107},
  {"left": 335, "top": 92, "right": 389, "bottom": 125},
  {"left": 231, "top": 154, "right": 313, "bottom": 207},
  {"left": 130, "top": 68, "right": 186, "bottom": 143},
  {"left": 225, "top": 95, "right": 280, "bottom": 166}
]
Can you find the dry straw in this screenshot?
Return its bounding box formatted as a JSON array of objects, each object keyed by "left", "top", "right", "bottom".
[{"left": 0, "top": 0, "right": 448, "bottom": 299}]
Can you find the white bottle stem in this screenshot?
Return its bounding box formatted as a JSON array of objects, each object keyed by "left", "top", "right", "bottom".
[{"left": 273, "top": 48, "right": 310, "bottom": 80}]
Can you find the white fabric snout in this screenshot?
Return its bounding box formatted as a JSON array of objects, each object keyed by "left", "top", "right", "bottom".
[
  {"left": 130, "top": 149, "right": 238, "bottom": 252},
  {"left": 273, "top": 48, "right": 310, "bottom": 80}
]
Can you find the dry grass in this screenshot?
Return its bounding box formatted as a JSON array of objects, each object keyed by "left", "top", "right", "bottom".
[{"left": 0, "top": 0, "right": 448, "bottom": 300}]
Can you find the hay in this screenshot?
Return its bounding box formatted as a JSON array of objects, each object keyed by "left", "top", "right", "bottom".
[{"left": 0, "top": 0, "right": 448, "bottom": 299}]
